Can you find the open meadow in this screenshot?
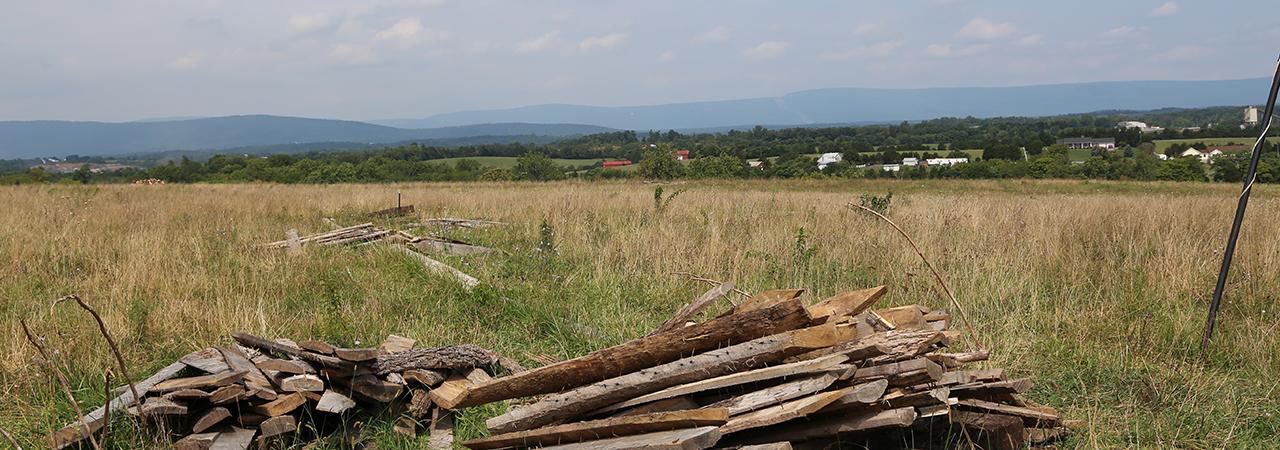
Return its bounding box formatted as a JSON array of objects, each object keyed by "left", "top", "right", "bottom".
[{"left": 1, "top": 179, "right": 1279, "bottom": 448}]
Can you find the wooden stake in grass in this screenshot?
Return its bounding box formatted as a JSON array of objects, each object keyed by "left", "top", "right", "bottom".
[
  {"left": 20, "top": 320, "right": 101, "bottom": 450},
  {"left": 846, "top": 203, "right": 983, "bottom": 349}
]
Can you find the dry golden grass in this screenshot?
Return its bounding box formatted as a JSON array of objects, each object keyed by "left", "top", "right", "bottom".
[{"left": 1, "top": 179, "right": 1278, "bottom": 448}]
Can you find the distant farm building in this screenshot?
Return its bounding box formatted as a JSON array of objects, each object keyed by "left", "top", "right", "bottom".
[
  {"left": 673, "top": 150, "right": 690, "bottom": 161},
  {"left": 601, "top": 160, "right": 632, "bottom": 168},
  {"left": 1117, "top": 121, "right": 1164, "bottom": 133},
  {"left": 816, "top": 152, "right": 843, "bottom": 170},
  {"left": 902, "top": 157, "right": 919, "bottom": 166},
  {"left": 1244, "top": 106, "right": 1260, "bottom": 126},
  {"left": 1057, "top": 137, "right": 1116, "bottom": 150},
  {"left": 925, "top": 157, "right": 968, "bottom": 166},
  {"left": 1180, "top": 148, "right": 1223, "bottom": 163},
  {"left": 881, "top": 164, "right": 901, "bottom": 172}
]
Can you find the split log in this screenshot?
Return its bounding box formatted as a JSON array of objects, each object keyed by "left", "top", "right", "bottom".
[
  {"left": 192, "top": 407, "right": 231, "bottom": 433},
  {"left": 209, "top": 385, "right": 249, "bottom": 404},
  {"left": 650, "top": 282, "right": 736, "bottom": 335},
  {"left": 298, "top": 340, "right": 335, "bottom": 355},
  {"left": 257, "top": 359, "right": 312, "bottom": 375},
  {"left": 380, "top": 335, "right": 417, "bottom": 353},
  {"left": 280, "top": 374, "right": 324, "bottom": 392},
  {"left": 259, "top": 416, "right": 296, "bottom": 438},
  {"left": 152, "top": 371, "right": 246, "bottom": 393},
  {"left": 372, "top": 345, "right": 497, "bottom": 375},
  {"left": 409, "top": 389, "right": 432, "bottom": 418},
  {"left": 334, "top": 347, "right": 379, "bottom": 362},
  {"left": 537, "top": 426, "right": 721, "bottom": 450},
  {"left": 394, "top": 244, "right": 481, "bottom": 290},
  {"left": 464, "top": 409, "right": 729, "bottom": 450},
  {"left": 231, "top": 333, "right": 352, "bottom": 369},
  {"left": 430, "top": 368, "right": 491, "bottom": 409},
  {"left": 180, "top": 348, "right": 230, "bottom": 374},
  {"left": 706, "top": 374, "right": 839, "bottom": 416},
  {"left": 50, "top": 358, "right": 187, "bottom": 449},
  {"left": 451, "top": 298, "right": 812, "bottom": 409},
  {"left": 806, "top": 286, "right": 887, "bottom": 323},
  {"left": 249, "top": 393, "right": 306, "bottom": 417},
  {"left": 719, "top": 388, "right": 849, "bottom": 434},
  {"left": 818, "top": 379, "right": 890, "bottom": 412},
  {"left": 316, "top": 391, "right": 356, "bottom": 414},
  {"left": 404, "top": 369, "right": 447, "bottom": 387},
  {"left": 345, "top": 375, "right": 403, "bottom": 403},
  {"left": 950, "top": 410, "right": 1024, "bottom": 450},
  {"left": 174, "top": 432, "right": 218, "bottom": 450},
  {"left": 485, "top": 322, "right": 842, "bottom": 434}
]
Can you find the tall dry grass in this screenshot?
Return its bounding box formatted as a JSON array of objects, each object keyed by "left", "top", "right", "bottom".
[{"left": 0, "top": 179, "right": 1278, "bottom": 448}]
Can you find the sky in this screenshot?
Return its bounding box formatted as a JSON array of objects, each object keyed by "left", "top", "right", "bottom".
[{"left": 1, "top": 0, "right": 1278, "bottom": 122}]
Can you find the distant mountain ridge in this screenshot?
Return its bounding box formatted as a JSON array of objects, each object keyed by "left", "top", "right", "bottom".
[
  {"left": 385, "top": 78, "right": 1272, "bottom": 130},
  {"left": 0, "top": 116, "right": 613, "bottom": 158}
]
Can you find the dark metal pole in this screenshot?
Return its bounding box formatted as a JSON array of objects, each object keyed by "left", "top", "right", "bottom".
[{"left": 1202, "top": 55, "right": 1280, "bottom": 351}]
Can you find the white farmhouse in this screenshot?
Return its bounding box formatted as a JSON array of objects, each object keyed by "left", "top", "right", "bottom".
[
  {"left": 1180, "top": 148, "right": 1223, "bottom": 163},
  {"left": 902, "top": 157, "right": 919, "bottom": 166},
  {"left": 816, "top": 152, "right": 843, "bottom": 170},
  {"left": 882, "top": 164, "right": 901, "bottom": 172},
  {"left": 925, "top": 157, "right": 969, "bottom": 167}
]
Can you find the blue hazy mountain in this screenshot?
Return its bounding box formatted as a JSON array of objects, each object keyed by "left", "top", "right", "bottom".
[
  {"left": 0, "top": 116, "right": 614, "bottom": 158},
  {"left": 390, "top": 78, "right": 1271, "bottom": 130}
]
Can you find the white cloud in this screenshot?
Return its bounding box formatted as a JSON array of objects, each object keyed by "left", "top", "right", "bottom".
[
  {"left": 926, "top": 44, "right": 952, "bottom": 57},
  {"left": 330, "top": 43, "right": 377, "bottom": 64},
  {"left": 579, "top": 33, "right": 626, "bottom": 50},
  {"left": 693, "top": 26, "right": 729, "bottom": 43},
  {"left": 1149, "top": 44, "right": 1212, "bottom": 62},
  {"left": 1017, "top": 34, "right": 1043, "bottom": 46},
  {"left": 925, "top": 43, "right": 989, "bottom": 57},
  {"left": 742, "top": 41, "right": 790, "bottom": 60},
  {"left": 1151, "top": 2, "right": 1180, "bottom": 16},
  {"left": 821, "top": 41, "right": 903, "bottom": 60},
  {"left": 375, "top": 18, "right": 446, "bottom": 45},
  {"left": 166, "top": 51, "right": 206, "bottom": 71},
  {"left": 657, "top": 50, "right": 675, "bottom": 62},
  {"left": 289, "top": 13, "right": 339, "bottom": 35},
  {"left": 514, "top": 30, "right": 559, "bottom": 53},
  {"left": 1103, "top": 26, "right": 1141, "bottom": 37},
  {"left": 957, "top": 18, "right": 1016, "bottom": 40},
  {"left": 853, "top": 23, "right": 880, "bottom": 36}
]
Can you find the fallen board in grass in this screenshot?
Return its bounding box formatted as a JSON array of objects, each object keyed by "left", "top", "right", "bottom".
[
  {"left": 806, "top": 286, "right": 887, "bottom": 323},
  {"left": 705, "top": 373, "right": 839, "bottom": 415},
  {"left": 450, "top": 298, "right": 812, "bottom": 409},
  {"left": 723, "top": 407, "right": 917, "bottom": 446},
  {"left": 463, "top": 409, "right": 729, "bottom": 450},
  {"left": 537, "top": 426, "right": 721, "bottom": 450},
  {"left": 719, "top": 388, "right": 849, "bottom": 434},
  {"left": 485, "top": 322, "right": 842, "bottom": 434},
  {"left": 597, "top": 352, "right": 852, "bottom": 415},
  {"left": 50, "top": 357, "right": 188, "bottom": 449}
]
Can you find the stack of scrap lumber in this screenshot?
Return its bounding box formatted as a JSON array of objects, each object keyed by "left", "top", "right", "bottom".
[
  {"left": 50, "top": 333, "right": 499, "bottom": 450},
  {"left": 442, "top": 286, "right": 1069, "bottom": 449},
  {"left": 421, "top": 217, "right": 506, "bottom": 229},
  {"left": 263, "top": 223, "right": 393, "bottom": 249}
]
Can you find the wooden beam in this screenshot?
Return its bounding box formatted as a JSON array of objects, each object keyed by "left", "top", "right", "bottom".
[
  {"left": 464, "top": 409, "right": 728, "bottom": 450},
  {"left": 485, "top": 322, "right": 841, "bottom": 434},
  {"left": 231, "top": 333, "right": 352, "bottom": 369},
  {"left": 180, "top": 348, "right": 230, "bottom": 374},
  {"left": 719, "top": 388, "right": 849, "bottom": 434},
  {"left": 537, "top": 426, "right": 721, "bottom": 450},
  {"left": 735, "top": 289, "right": 804, "bottom": 313},
  {"left": 706, "top": 374, "right": 838, "bottom": 416},
  {"left": 453, "top": 298, "right": 812, "bottom": 409},
  {"left": 806, "top": 286, "right": 887, "bottom": 323},
  {"left": 725, "top": 407, "right": 916, "bottom": 445}
]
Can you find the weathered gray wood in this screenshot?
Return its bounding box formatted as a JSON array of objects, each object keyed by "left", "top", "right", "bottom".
[
  {"left": 280, "top": 374, "right": 324, "bottom": 392},
  {"left": 180, "top": 348, "right": 230, "bottom": 374},
  {"left": 727, "top": 407, "right": 916, "bottom": 445},
  {"left": 819, "top": 379, "right": 890, "bottom": 412},
  {"left": 719, "top": 388, "right": 849, "bottom": 434},
  {"left": 232, "top": 333, "right": 352, "bottom": 369},
  {"left": 413, "top": 238, "right": 498, "bottom": 256},
  {"left": 454, "top": 298, "right": 813, "bottom": 409},
  {"left": 486, "top": 323, "right": 842, "bottom": 434},
  {"left": 395, "top": 244, "right": 481, "bottom": 290},
  {"left": 380, "top": 334, "right": 417, "bottom": 353},
  {"left": 174, "top": 432, "right": 218, "bottom": 450},
  {"left": 192, "top": 407, "right": 231, "bottom": 433},
  {"left": 428, "top": 408, "right": 455, "bottom": 450},
  {"left": 50, "top": 358, "right": 187, "bottom": 449},
  {"left": 538, "top": 426, "right": 721, "bottom": 450},
  {"left": 650, "top": 282, "right": 736, "bottom": 335},
  {"left": 218, "top": 346, "right": 275, "bottom": 396},
  {"left": 705, "top": 373, "right": 839, "bottom": 415},
  {"left": 152, "top": 371, "right": 246, "bottom": 393},
  {"left": 464, "top": 409, "right": 729, "bottom": 450},
  {"left": 208, "top": 428, "right": 256, "bottom": 450},
  {"left": 259, "top": 415, "right": 296, "bottom": 438},
  {"left": 316, "top": 390, "right": 357, "bottom": 414}
]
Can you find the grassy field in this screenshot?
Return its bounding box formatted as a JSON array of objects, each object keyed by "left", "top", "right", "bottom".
[
  {"left": 1153, "top": 137, "right": 1279, "bottom": 153},
  {"left": 428, "top": 156, "right": 603, "bottom": 169},
  {"left": 2, "top": 179, "right": 1279, "bottom": 448}
]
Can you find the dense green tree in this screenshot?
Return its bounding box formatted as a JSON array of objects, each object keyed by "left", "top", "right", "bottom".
[
  {"left": 514, "top": 152, "right": 565, "bottom": 181},
  {"left": 637, "top": 146, "right": 685, "bottom": 180}
]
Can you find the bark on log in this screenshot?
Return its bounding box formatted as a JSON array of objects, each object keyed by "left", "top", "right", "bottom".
[{"left": 370, "top": 345, "right": 497, "bottom": 375}]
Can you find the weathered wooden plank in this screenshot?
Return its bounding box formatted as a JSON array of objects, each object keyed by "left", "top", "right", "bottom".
[
  {"left": 50, "top": 358, "right": 187, "bottom": 450},
  {"left": 152, "top": 371, "right": 247, "bottom": 393},
  {"left": 256, "top": 358, "right": 312, "bottom": 375},
  {"left": 316, "top": 390, "right": 357, "bottom": 414},
  {"left": 806, "top": 286, "right": 887, "bottom": 323},
  {"left": 877, "top": 305, "right": 927, "bottom": 329},
  {"left": 818, "top": 379, "right": 890, "bottom": 413},
  {"left": 164, "top": 389, "right": 211, "bottom": 401},
  {"left": 706, "top": 374, "right": 838, "bottom": 416},
  {"left": 951, "top": 378, "right": 1033, "bottom": 398},
  {"left": 950, "top": 410, "right": 1024, "bottom": 450},
  {"left": 380, "top": 334, "right": 417, "bottom": 353},
  {"left": 192, "top": 407, "right": 231, "bottom": 433},
  {"left": 208, "top": 385, "right": 249, "bottom": 404},
  {"left": 280, "top": 374, "right": 324, "bottom": 392},
  {"left": 735, "top": 289, "right": 804, "bottom": 313},
  {"left": 259, "top": 415, "right": 297, "bottom": 438},
  {"left": 298, "top": 340, "right": 335, "bottom": 355},
  {"left": 232, "top": 333, "right": 352, "bottom": 369},
  {"left": 429, "top": 368, "right": 490, "bottom": 409},
  {"left": 538, "top": 426, "right": 721, "bottom": 450},
  {"left": 454, "top": 299, "right": 813, "bottom": 409},
  {"left": 465, "top": 409, "right": 729, "bottom": 450},
  {"left": 611, "top": 396, "right": 700, "bottom": 418},
  {"left": 334, "top": 347, "right": 379, "bottom": 362},
  {"left": 428, "top": 408, "right": 455, "bottom": 450},
  {"left": 174, "top": 432, "right": 218, "bottom": 450},
  {"left": 218, "top": 346, "right": 275, "bottom": 396},
  {"left": 725, "top": 407, "right": 916, "bottom": 445},
  {"left": 208, "top": 428, "right": 256, "bottom": 450},
  {"left": 249, "top": 393, "right": 306, "bottom": 417},
  {"left": 651, "top": 282, "right": 736, "bottom": 335},
  {"left": 486, "top": 322, "right": 841, "bottom": 434},
  {"left": 181, "top": 348, "right": 231, "bottom": 374},
  {"left": 719, "top": 388, "right": 849, "bottom": 434},
  {"left": 882, "top": 387, "right": 950, "bottom": 409},
  {"left": 395, "top": 244, "right": 481, "bottom": 290},
  {"left": 601, "top": 354, "right": 848, "bottom": 414},
  {"left": 956, "top": 399, "right": 1060, "bottom": 426}
]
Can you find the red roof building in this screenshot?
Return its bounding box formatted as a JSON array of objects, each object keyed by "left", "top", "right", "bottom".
[
  {"left": 674, "top": 150, "right": 690, "bottom": 161},
  {"left": 602, "top": 160, "right": 633, "bottom": 168}
]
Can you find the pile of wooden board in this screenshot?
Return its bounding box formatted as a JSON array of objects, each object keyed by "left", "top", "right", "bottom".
[
  {"left": 50, "top": 333, "right": 501, "bottom": 450},
  {"left": 263, "top": 223, "right": 393, "bottom": 249},
  {"left": 434, "top": 286, "right": 1070, "bottom": 449}
]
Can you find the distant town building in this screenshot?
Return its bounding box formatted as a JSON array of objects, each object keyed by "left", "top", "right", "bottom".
[
  {"left": 881, "top": 164, "right": 901, "bottom": 172},
  {"left": 1057, "top": 137, "right": 1116, "bottom": 150},
  {"left": 601, "top": 160, "right": 632, "bottom": 168},
  {"left": 673, "top": 150, "right": 690, "bottom": 161},
  {"left": 1117, "top": 121, "right": 1164, "bottom": 133},
  {"left": 1180, "top": 148, "right": 1222, "bottom": 163},
  {"left": 925, "top": 157, "right": 968, "bottom": 167},
  {"left": 1244, "top": 106, "right": 1260, "bottom": 126},
  {"left": 902, "top": 157, "right": 919, "bottom": 166},
  {"left": 816, "top": 152, "right": 843, "bottom": 170},
  {"left": 747, "top": 160, "right": 765, "bottom": 169}
]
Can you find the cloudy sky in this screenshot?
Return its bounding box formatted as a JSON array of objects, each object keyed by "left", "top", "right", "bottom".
[{"left": 2, "top": 0, "right": 1277, "bottom": 122}]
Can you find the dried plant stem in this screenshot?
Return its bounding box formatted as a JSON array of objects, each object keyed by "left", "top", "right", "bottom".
[
  {"left": 20, "top": 320, "right": 101, "bottom": 450},
  {"left": 0, "top": 424, "right": 23, "bottom": 450},
  {"left": 847, "top": 203, "right": 984, "bottom": 349},
  {"left": 54, "top": 295, "right": 145, "bottom": 422},
  {"left": 669, "top": 271, "right": 752, "bottom": 299}
]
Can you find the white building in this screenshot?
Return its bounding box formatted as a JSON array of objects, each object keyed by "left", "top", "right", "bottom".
[
  {"left": 1117, "top": 121, "right": 1164, "bottom": 133},
  {"left": 1245, "top": 106, "right": 1260, "bottom": 126},
  {"left": 902, "top": 157, "right": 919, "bottom": 166},
  {"left": 925, "top": 157, "right": 969, "bottom": 167},
  {"left": 881, "top": 164, "right": 901, "bottom": 172},
  {"left": 1180, "top": 148, "right": 1223, "bottom": 163},
  {"left": 1057, "top": 137, "right": 1117, "bottom": 150},
  {"left": 816, "top": 152, "right": 843, "bottom": 170}
]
